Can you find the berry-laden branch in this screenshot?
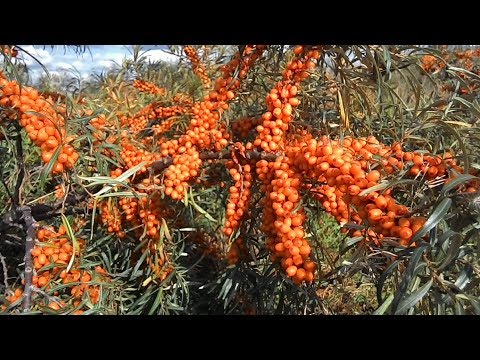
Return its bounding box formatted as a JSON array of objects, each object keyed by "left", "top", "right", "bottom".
[
  {"left": 133, "top": 79, "right": 166, "bottom": 95},
  {"left": 0, "top": 72, "right": 79, "bottom": 175},
  {"left": 246, "top": 45, "right": 323, "bottom": 283},
  {"left": 183, "top": 46, "right": 211, "bottom": 89},
  {"left": 1, "top": 45, "right": 468, "bottom": 291},
  {"left": 150, "top": 147, "right": 279, "bottom": 173},
  {"left": 89, "top": 45, "right": 476, "bottom": 285}
]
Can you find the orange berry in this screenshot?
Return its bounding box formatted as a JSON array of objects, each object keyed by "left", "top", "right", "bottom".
[
  {"left": 286, "top": 265, "right": 297, "bottom": 277},
  {"left": 399, "top": 227, "right": 413, "bottom": 241}
]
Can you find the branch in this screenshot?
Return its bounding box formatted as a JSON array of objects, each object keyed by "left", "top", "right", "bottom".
[
  {"left": 150, "top": 147, "right": 280, "bottom": 173},
  {"left": 20, "top": 206, "right": 36, "bottom": 312},
  {"left": 0, "top": 147, "right": 13, "bottom": 202},
  {"left": 0, "top": 251, "right": 8, "bottom": 293},
  {"left": 13, "top": 123, "right": 25, "bottom": 207},
  {"left": 0, "top": 185, "right": 100, "bottom": 236},
  {"left": 30, "top": 286, "right": 62, "bottom": 305}
]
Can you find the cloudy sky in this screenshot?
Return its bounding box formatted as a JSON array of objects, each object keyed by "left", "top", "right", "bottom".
[{"left": 16, "top": 45, "right": 178, "bottom": 82}]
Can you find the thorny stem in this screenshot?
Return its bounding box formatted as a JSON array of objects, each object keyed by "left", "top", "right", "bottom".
[
  {"left": 13, "top": 123, "right": 25, "bottom": 207},
  {"left": 31, "top": 287, "right": 62, "bottom": 305},
  {"left": 0, "top": 252, "right": 8, "bottom": 293},
  {"left": 20, "top": 206, "right": 36, "bottom": 312}
]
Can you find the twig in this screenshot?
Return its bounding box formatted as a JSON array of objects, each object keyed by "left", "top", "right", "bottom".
[
  {"left": 30, "top": 287, "right": 62, "bottom": 305},
  {"left": 0, "top": 173, "right": 13, "bottom": 204},
  {"left": 20, "top": 206, "right": 36, "bottom": 312},
  {"left": 0, "top": 187, "right": 97, "bottom": 233},
  {"left": 0, "top": 251, "right": 8, "bottom": 293},
  {"left": 13, "top": 123, "right": 25, "bottom": 207},
  {"left": 150, "top": 148, "right": 280, "bottom": 173}
]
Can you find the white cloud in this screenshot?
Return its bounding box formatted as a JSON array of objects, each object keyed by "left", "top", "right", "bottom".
[
  {"left": 55, "top": 61, "right": 74, "bottom": 70},
  {"left": 144, "top": 49, "right": 178, "bottom": 63},
  {"left": 20, "top": 45, "right": 53, "bottom": 67},
  {"left": 97, "top": 59, "right": 118, "bottom": 69},
  {"left": 12, "top": 45, "right": 175, "bottom": 85},
  {"left": 71, "top": 60, "right": 87, "bottom": 70}
]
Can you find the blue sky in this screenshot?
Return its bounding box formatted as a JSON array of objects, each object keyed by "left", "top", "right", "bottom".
[{"left": 17, "top": 45, "right": 178, "bottom": 82}]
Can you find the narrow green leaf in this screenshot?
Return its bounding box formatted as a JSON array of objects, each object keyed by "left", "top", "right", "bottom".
[
  {"left": 434, "top": 119, "right": 470, "bottom": 174},
  {"left": 377, "top": 259, "right": 401, "bottom": 304},
  {"left": 88, "top": 162, "right": 146, "bottom": 197},
  {"left": 340, "top": 236, "right": 363, "bottom": 255},
  {"left": 454, "top": 264, "right": 473, "bottom": 291},
  {"left": 373, "top": 294, "right": 394, "bottom": 315},
  {"left": 394, "top": 278, "right": 433, "bottom": 315},
  {"left": 440, "top": 174, "right": 478, "bottom": 196},
  {"left": 391, "top": 244, "right": 429, "bottom": 313},
  {"left": 148, "top": 288, "right": 164, "bottom": 315},
  {"left": 358, "top": 179, "right": 415, "bottom": 197},
  {"left": 457, "top": 294, "right": 480, "bottom": 315},
  {"left": 39, "top": 146, "right": 62, "bottom": 187},
  {"left": 188, "top": 191, "right": 216, "bottom": 223},
  {"left": 61, "top": 214, "right": 79, "bottom": 273},
  {"left": 410, "top": 197, "right": 452, "bottom": 243},
  {"left": 436, "top": 233, "right": 462, "bottom": 272},
  {"left": 454, "top": 300, "right": 465, "bottom": 315}
]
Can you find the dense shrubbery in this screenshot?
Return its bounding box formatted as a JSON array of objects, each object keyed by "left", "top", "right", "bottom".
[{"left": 0, "top": 45, "right": 479, "bottom": 315}]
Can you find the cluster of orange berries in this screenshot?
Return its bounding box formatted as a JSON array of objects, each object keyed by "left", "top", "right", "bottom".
[
  {"left": 421, "top": 55, "right": 445, "bottom": 73},
  {"left": 3, "top": 225, "right": 108, "bottom": 313},
  {"left": 232, "top": 117, "right": 261, "bottom": 139},
  {"left": 40, "top": 90, "right": 67, "bottom": 105},
  {"left": 186, "top": 44, "right": 265, "bottom": 150},
  {"left": 100, "top": 179, "right": 176, "bottom": 241},
  {"left": 183, "top": 46, "right": 211, "bottom": 88},
  {"left": 253, "top": 45, "right": 321, "bottom": 153},
  {"left": 288, "top": 135, "right": 449, "bottom": 242},
  {"left": 142, "top": 118, "right": 177, "bottom": 147},
  {"left": 224, "top": 162, "right": 253, "bottom": 236},
  {"left": 461, "top": 176, "right": 480, "bottom": 193},
  {"left": 151, "top": 118, "right": 175, "bottom": 136},
  {"left": 97, "top": 187, "right": 178, "bottom": 282},
  {"left": 452, "top": 49, "right": 480, "bottom": 75},
  {"left": 0, "top": 75, "right": 78, "bottom": 174},
  {"left": 99, "top": 200, "right": 126, "bottom": 238},
  {"left": 249, "top": 129, "right": 465, "bottom": 282},
  {"left": 119, "top": 103, "right": 187, "bottom": 136},
  {"left": 133, "top": 79, "right": 166, "bottom": 95},
  {"left": 173, "top": 93, "right": 194, "bottom": 107},
  {"left": 256, "top": 155, "right": 316, "bottom": 284},
  {"left": 145, "top": 240, "right": 174, "bottom": 281},
  {"left": 120, "top": 139, "right": 162, "bottom": 173},
  {"left": 134, "top": 195, "right": 167, "bottom": 238},
  {"left": 164, "top": 147, "right": 202, "bottom": 200},
  {"left": 454, "top": 48, "right": 480, "bottom": 60},
  {"left": 407, "top": 151, "right": 459, "bottom": 179},
  {"left": 238, "top": 46, "right": 321, "bottom": 282},
  {"left": 157, "top": 45, "right": 265, "bottom": 200},
  {"left": 90, "top": 114, "right": 107, "bottom": 130},
  {"left": 425, "top": 48, "right": 480, "bottom": 94},
  {"left": 3, "top": 288, "right": 23, "bottom": 309},
  {"left": 89, "top": 114, "right": 114, "bottom": 143}
]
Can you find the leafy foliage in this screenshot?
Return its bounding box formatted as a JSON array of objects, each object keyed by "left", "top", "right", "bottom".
[{"left": 0, "top": 44, "right": 479, "bottom": 315}]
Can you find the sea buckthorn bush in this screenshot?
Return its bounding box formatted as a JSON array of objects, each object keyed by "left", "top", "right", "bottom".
[{"left": 0, "top": 45, "right": 479, "bottom": 315}]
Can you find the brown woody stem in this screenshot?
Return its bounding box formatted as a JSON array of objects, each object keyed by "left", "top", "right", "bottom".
[
  {"left": 20, "top": 206, "right": 36, "bottom": 312},
  {"left": 151, "top": 148, "right": 280, "bottom": 173}
]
